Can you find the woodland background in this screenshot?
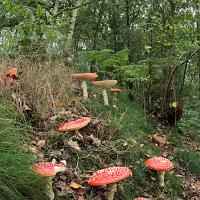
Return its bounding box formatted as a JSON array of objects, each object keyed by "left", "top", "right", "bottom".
[{"left": 0, "top": 0, "right": 200, "bottom": 200}]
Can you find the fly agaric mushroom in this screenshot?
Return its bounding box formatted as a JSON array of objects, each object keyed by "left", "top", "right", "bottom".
[
  {"left": 145, "top": 157, "right": 174, "bottom": 187},
  {"left": 88, "top": 166, "right": 132, "bottom": 200},
  {"left": 32, "top": 160, "right": 66, "bottom": 200},
  {"left": 92, "top": 80, "right": 118, "bottom": 106},
  {"left": 57, "top": 117, "right": 91, "bottom": 134},
  {"left": 8, "top": 67, "right": 17, "bottom": 76},
  {"left": 1, "top": 67, "right": 18, "bottom": 87},
  {"left": 72, "top": 73, "right": 98, "bottom": 99}
]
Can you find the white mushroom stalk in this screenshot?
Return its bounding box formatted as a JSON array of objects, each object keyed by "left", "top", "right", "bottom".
[
  {"left": 105, "top": 183, "right": 117, "bottom": 200},
  {"left": 81, "top": 80, "right": 88, "bottom": 99},
  {"left": 159, "top": 171, "right": 165, "bottom": 187},
  {"left": 46, "top": 177, "right": 54, "bottom": 200},
  {"left": 102, "top": 89, "right": 109, "bottom": 105}
]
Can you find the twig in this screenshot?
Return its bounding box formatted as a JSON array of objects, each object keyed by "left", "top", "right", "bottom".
[{"left": 52, "top": 0, "right": 96, "bottom": 18}]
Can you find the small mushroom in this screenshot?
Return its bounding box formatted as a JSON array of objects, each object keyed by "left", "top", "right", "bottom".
[
  {"left": 145, "top": 157, "right": 174, "bottom": 187},
  {"left": 72, "top": 73, "right": 98, "bottom": 99},
  {"left": 110, "top": 88, "right": 122, "bottom": 105},
  {"left": 32, "top": 160, "right": 66, "bottom": 200},
  {"left": 8, "top": 68, "right": 17, "bottom": 76},
  {"left": 88, "top": 166, "right": 132, "bottom": 200},
  {"left": 1, "top": 68, "right": 18, "bottom": 87},
  {"left": 134, "top": 198, "right": 150, "bottom": 200},
  {"left": 92, "top": 80, "right": 118, "bottom": 106},
  {"left": 110, "top": 88, "right": 122, "bottom": 93},
  {"left": 57, "top": 117, "right": 91, "bottom": 134}
]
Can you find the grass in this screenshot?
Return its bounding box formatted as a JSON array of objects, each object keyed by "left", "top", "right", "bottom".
[
  {"left": 175, "top": 148, "right": 200, "bottom": 176},
  {"left": 0, "top": 56, "right": 78, "bottom": 124},
  {"left": 0, "top": 100, "right": 48, "bottom": 200}
]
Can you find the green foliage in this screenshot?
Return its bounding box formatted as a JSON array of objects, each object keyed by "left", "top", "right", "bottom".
[
  {"left": 100, "top": 49, "right": 129, "bottom": 71},
  {"left": 78, "top": 49, "right": 113, "bottom": 66},
  {"left": 114, "top": 64, "right": 149, "bottom": 82}
]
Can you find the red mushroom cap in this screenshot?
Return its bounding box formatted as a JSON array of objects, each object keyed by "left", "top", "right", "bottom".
[
  {"left": 32, "top": 162, "right": 66, "bottom": 177},
  {"left": 8, "top": 68, "right": 17, "bottom": 76},
  {"left": 72, "top": 73, "right": 98, "bottom": 80},
  {"left": 88, "top": 167, "right": 132, "bottom": 186},
  {"left": 145, "top": 157, "right": 174, "bottom": 172},
  {"left": 134, "top": 198, "right": 150, "bottom": 200},
  {"left": 57, "top": 117, "right": 91, "bottom": 132}
]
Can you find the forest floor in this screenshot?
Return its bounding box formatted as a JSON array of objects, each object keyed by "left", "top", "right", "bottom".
[{"left": 0, "top": 58, "right": 200, "bottom": 200}]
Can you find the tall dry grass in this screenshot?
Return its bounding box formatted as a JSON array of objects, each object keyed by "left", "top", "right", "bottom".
[{"left": 0, "top": 55, "right": 79, "bottom": 127}]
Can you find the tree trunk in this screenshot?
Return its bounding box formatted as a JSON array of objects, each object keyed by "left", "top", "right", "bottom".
[{"left": 67, "top": 0, "right": 83, "bottom": 51}]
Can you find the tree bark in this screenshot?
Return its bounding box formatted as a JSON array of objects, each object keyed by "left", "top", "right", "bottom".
[{"left": 67, "top": 0, "right": 83, "bottom": 50}]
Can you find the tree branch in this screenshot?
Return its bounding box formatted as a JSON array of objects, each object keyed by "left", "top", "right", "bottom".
[
  {"left": 164, "top": 48, "right": 200, "bottom": 103},
  {"left": 52, "top": 0, "right": 96, "bottom": 18}
]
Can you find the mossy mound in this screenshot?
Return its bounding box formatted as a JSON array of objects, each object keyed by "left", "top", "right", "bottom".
[{"left": 0, "top": 100, "right": 48, "bottom": 200}]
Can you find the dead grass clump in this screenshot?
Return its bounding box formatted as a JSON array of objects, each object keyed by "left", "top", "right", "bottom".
[{"left": 0, "top": 56, "right": 79, "bottom": 128}]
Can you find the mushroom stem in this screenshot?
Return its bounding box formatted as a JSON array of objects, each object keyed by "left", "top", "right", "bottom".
[
  {"left": 81, "top": 80, "right": 88, "bottom": 99},
  {"left": 105, "top": 183, "right": 117, "bottom": 200},
  {"left": 46, "top": 177, "right": 55, "bottom": 200},
  {"left": 159, "top": 171, "right": 165, "bottom": 187},
  {"left": 102, "top": 89, "right": 109, "bottom": 105}
]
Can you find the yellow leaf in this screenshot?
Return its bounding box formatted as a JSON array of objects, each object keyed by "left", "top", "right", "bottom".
[
  {"left": 170, "top": 101, "right": 178, "bottom": 108},
  {"left": 69, "top": 181, "right": 82, "bottom": 189}
]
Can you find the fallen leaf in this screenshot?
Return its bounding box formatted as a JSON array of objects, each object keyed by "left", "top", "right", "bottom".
[
  {"left": 49, "top": 115, "right": 58, "bottom": 121},
  {"left": 69, "top": 181, "right": 82, "bottom": 189},
  {"left": 36, "top": 140, "right": 46, "bottom": 148},
  {"left": 66, "top": 140, "right": 81, "bottom": 151},
  {"left": 87, "top": 135, "right": 101, "bottom": 147},
  {"left": 152, "top": 134, "right": 167, "bottom": 147},
  {"left": 140, "top": 144, "right": 144, "bottom": 147}
]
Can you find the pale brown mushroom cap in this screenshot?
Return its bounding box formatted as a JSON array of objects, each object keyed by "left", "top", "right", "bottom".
[
  {"left": 92, "top": 80, "right": 118, "bottom": 88},
  {"left": 72, "top": 73, "right": 98, "bottom": 80},
  {"left": 110, "top": 88, "right": 122, "bottom": 93},
  {"left": 145, "top": 157, "right": 174, "bottom": 172}
]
